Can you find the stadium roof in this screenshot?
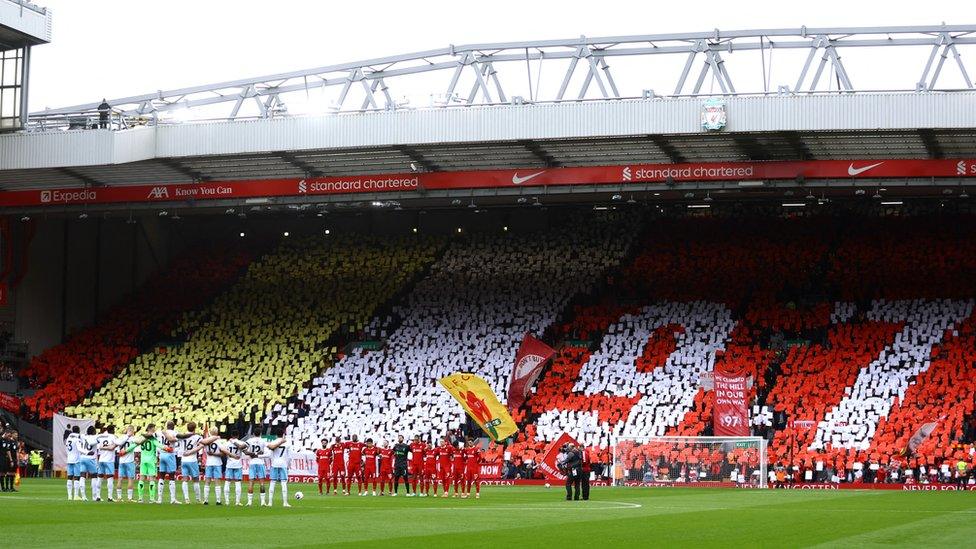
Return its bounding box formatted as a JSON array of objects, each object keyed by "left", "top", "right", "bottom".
[
  {"left": 0, "top": 0, "right": 50, "bottom": 50},
  {"left": 1, "top": 25, "right": 975, "bottom": 212},
  {"left": 3, "top": 93, "right": 976, "bottom": 181}
]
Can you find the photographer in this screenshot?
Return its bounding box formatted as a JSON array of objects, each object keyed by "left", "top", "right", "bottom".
[{"left": 559, "top": 443, "right": 583, "bottom": 501}]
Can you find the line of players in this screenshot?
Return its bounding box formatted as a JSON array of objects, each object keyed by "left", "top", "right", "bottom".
[
  {"left": 315, "top": 434, "right": 483, "bottom": 499},
  {"left": 63, "top": 422, "right": 293, "bottom": 507}
]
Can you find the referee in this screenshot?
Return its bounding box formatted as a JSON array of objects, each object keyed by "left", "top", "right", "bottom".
[{"left": 392, "top": 435, "right": 411, "bottom": 496}]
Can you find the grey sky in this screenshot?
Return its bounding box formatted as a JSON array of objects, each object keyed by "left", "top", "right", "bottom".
[{"left": 27, "top": 0, "right": 975, "bottom": 113}]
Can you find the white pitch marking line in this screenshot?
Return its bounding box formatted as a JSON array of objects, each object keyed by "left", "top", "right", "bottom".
[{"left": 1, "top": 496, "right": 643, "bottom": 510}]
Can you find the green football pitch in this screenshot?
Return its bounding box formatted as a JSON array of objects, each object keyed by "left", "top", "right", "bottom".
[{"left": 1, "top": 479, "right": 975, "bottom": 548}]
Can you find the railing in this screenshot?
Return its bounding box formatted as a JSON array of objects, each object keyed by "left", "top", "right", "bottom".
[
  {"left": 23, "top": 86, "right": 976, "bottom": 134},
  {"left": 3, "top": 0, "right": 47, "bottom": 15}
]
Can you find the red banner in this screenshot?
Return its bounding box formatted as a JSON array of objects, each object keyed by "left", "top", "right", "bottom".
[
  {"left": 0, "top": 392, "right": 21, "bottom": 413},
  {"left": 507, "top": 333, "right": 556, "bottom": 412},
  {"left": 713, "top": 367, "right": 749, "bottom": 437},
  {"left": 0, "top": 281, "right": 7, "bottom": 306},
  {"left": 2, "top": 159, "right": 975, "bottom": 208},
  {"left": 538, "top": 432, "right": 580, "bottom": 481},
  {"left": 423, "top": 159, "right": 976, "bottom": 191},
  {"left": 480, "top": 461, "right": 502, "bottom": 479},
  {"left": 0, "top": 174, "right": 419, "bottom": 208}
]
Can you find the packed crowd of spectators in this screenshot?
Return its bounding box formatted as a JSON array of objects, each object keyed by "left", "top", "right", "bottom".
[
  {"left": 21, "top": 244, "right": 254, "bottom": 420},
  {"left": 17, "top": 211, "right": 976, "bottom": 486},
  {"left": 68, "top": 235, "right": 442, "bottom": 433},
  {"left": 504, "top": 215, "right": 976, "bottom": 482},
  {"left": 533, "top": 301, "right": 736, "bottom": 447},
  {"left": 274, "top": 212, "right": 640, "bottom": 449}
]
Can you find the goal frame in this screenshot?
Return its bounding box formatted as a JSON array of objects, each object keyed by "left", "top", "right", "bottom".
[{"left": 611, "top": 435, "right": 768, "bottom": 489}]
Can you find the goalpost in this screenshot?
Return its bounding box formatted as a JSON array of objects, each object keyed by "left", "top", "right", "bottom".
[{"left": 611, "top": 436, "right": 768, "bottom": 489}]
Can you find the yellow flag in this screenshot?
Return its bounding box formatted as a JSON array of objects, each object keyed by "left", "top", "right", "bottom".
[{"left": 438, "top": 373, "right": 518, "bottom": 442}]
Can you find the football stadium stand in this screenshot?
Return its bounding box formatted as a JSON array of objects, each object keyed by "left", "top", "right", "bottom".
[
  {"left": 21, "top": 244, "right": 255, "bottom": 419},
  {"left": 468, "top": 214, "right": 975, "bottom": 473},
  {"left": 66, "top": 235, "right": 442, "bottom": 432},
  {"left": 273, "top": 212, "right": 640, "bottom": 448},
  {"left": 14, "top": 210, "right": 976, "bottom": 480}
]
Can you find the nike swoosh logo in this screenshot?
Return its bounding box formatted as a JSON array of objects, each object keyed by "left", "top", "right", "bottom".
[
  {"left": 847, "top": 162, "right": 884, "bottom": 176},
  {"left": 512, "top": 171, "right": 546, "bottom": 185}
]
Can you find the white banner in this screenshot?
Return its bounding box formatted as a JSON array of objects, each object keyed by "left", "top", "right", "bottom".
[
  {"left": 236, "top": 449, "right": 319, "bottom": 482},
  {"left": 53, "top": 413, "right": 94, "bottom": 471},
  {"left": 287, "top": 450, "right": 318, "bottom": 479}
]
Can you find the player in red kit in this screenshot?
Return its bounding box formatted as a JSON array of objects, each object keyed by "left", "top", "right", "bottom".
[
  {"left": 408, "top": 435, "right": 426, "bottom": 495},
  {"left": 463, "top": 438, "right": 482, "bottom": 499},
  {"left": 345, "top": 435, "right": 365, "bottom": 496},
  {"left": 362, "top": 439, "right": 379, "bottom": 496},
  {"left": 315, "top": 438, "right": 331, "bottom": 495},
  {"left": 451, "top": 441, "right": 466, "bottom": 497},
  {"left": 437, "top": 437, "right": 455, "bottom": 498},
  {"left": 378, "top": 442, "right": 393, "bottom": 496},
  {"left": 423, "top": 440, "right": 438, "bottom": 497},
  {"left": 329, "top": 436, "right": 345, "bottom": 495}
]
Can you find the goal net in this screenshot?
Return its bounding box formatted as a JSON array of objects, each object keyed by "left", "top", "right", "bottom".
[{"left": 611, "top": 436, "right": 768, "bottom": 489}]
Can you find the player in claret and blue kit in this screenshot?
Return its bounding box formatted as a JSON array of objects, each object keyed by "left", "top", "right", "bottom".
[
  {"left": 221, "top": 432, "right": 248, "bottom": 506},
  {"left": 78, "top": 426, "right": 99, "bottom": 501},
  {"left": 267, "top": 432, "right": 290, "bottom": 507},
  {"left": 93, "top": 425, "right": 119, "bottom": 502},
  {"left": 183, "top": 426, "right": 223, "bottom": 505},
  {"left": 178, "top": 422, "right": 204, "bottom": 504},
  {"left": 244, "top": 434, "right": 269, "bottom": 506},
  {"left": 115, "top": 426, "right": 138, "bottom": 502},
  {"left": 157, "top": 421, "right": 185, "bottom": 504},
  {"left": 64, "top": 425, "right": 82, "bottom": 501}
]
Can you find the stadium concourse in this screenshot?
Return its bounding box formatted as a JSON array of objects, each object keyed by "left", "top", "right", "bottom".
[{"left": 9, "top": 206, "right": 972, "bottom": 486}]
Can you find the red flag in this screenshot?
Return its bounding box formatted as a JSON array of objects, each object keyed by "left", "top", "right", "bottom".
[
  {"left": 538, "top": 432, "right": 580, "bottom": 481},
  {"left": 713, "top": 364, "right": 750, "bottom": 437},
  {"left": 507, "top": 333, "right": 556, "bottom": 412}
]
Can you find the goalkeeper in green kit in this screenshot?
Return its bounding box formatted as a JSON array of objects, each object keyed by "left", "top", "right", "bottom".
[{"left": 120, "top": 424, "right": 169, "bottom": 503}]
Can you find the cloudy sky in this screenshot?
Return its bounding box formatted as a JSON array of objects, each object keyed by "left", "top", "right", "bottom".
[{"left": 26, "top": 0, "right": 975, "bottom": 114}]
